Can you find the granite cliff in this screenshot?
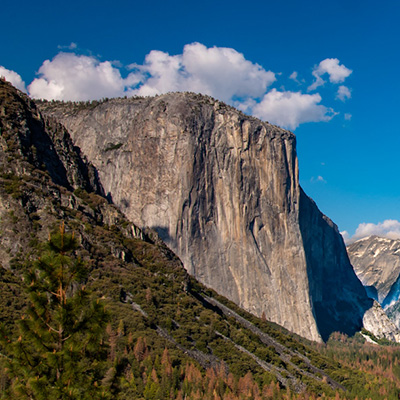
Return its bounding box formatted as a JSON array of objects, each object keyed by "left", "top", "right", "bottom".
[
  {"left": 348, "top": 235, "right": 400, "bottom": 328},
  {"left": 39, "top": 93, "right": 397, "bottom": 342}
]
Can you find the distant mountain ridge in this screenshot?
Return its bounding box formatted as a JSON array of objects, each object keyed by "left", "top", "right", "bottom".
[
  {"left": 348, "top": 235, "right": 400, "bottom": 328},
  {"left": 38, "top": 92, "right": 399, "bottom": 343}
]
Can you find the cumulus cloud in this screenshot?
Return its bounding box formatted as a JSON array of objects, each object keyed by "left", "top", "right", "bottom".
[
  {"left": 344, "top": 220, "right": 400, "bottom": 244},
  {"left": 252, "top": 89, "right": 336, "bottom": 130},
  {"left": 28, "top": 52, "right": 137, "bottom": 101},
  {"left": 336, "top": 85, "right": 351, "bottom": 101},
  {"left": 3, "top": 43, "right": 349, "bottom": 130},
  {"left": 0, "top": 66, "right": 26, "bottom": 92},
  {"left": 129, "top": 42, "right": 276, "bottom": 102},
  {"left": 308, "top": 58, "right": 352, "bottom": 91},
  {"left": 27, "top": 44, "right": 276, "bottom": 104}
]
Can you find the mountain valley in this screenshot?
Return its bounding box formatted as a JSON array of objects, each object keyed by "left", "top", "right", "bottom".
[{"left": 1, "top": 79, "right": 400, "bottom": 398}]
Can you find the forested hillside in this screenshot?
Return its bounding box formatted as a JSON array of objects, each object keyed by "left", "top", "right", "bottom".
[{"left": 1, "top": 79, "right": 400, "bottom": 399}]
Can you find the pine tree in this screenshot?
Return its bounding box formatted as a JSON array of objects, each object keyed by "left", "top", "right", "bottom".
[{"left": 0, "top": 224, "right": 109, "bottom": 399}]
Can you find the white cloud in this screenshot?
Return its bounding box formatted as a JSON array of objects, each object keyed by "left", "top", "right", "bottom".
[
  {"left": 336, "top": 85, "right": 351, "bottom": 101},
  {"left": 311, "top": 175, "right": 327, "bottom": 183},
  {"left": 344, "top": 220, "right": 400, "bottom": 244},
  {"left": 3, "top": 43, "right": 347, "bottom": 130},
  {"left": 27, "top": 44, "right": 276, "bottom": 104},
  {"left": 235, "top": 97, "right": 257, "bottom": 114},
  {"left": 57, "top": 42, "right": 78, "bottom": 50},
  {"left": 28, "top": 52, "right": 136, "bottom": 101},
  {"left": 129, "top": 42, "right": 276, "bottom": 102},
  {"left": 0, "top": 66, "right": 26, "bottom": 92},
  {"left": 308, "top": 58, "right": 352, "bottom": 91},
  {"left": 252, "top": 89, "right": 336, "bottom": 130},
  {"left": 344, "top": 113, "right": 352, "bottom": 120},
  {"left": 128, "top": 50, "right": 182, "bottom": 97},
  {"left": 341, "top": 231, "right": 351, "bottom": 243}
]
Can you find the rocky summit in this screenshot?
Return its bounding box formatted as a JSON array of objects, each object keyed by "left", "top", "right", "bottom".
[{"left": 38, "top": 93, "right": 399, "bottom": 343}]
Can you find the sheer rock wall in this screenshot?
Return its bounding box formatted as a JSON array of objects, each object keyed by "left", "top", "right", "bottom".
[{"left": 39, "top": 93, "right": 391, "bottom": 342}]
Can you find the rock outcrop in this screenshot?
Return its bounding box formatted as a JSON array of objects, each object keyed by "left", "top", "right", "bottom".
[
  {"left": 0, "top": 81, "right": 102, "bottom": 195},
  {"left": 39, "top": 93, "right": 393, "bottom": 342},
  {"left": 0, "top": 79, "right": 128, "bottom": 269},
  {"left": 362, "top": 300, "right": 400, "bottom": 341}
]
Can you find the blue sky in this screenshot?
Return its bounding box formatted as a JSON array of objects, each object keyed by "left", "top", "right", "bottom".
[{"left": 2, "top": 0, "right": 400, "bottom": 241}]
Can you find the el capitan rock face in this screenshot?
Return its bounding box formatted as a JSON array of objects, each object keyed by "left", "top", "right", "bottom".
[{"left": 40, "top": 93, "right": 388, "bottom": 342}]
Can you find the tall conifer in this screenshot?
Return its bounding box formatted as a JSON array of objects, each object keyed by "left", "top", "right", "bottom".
[{"left": 0, "top": 224, "right": 109, "bottom": 399}]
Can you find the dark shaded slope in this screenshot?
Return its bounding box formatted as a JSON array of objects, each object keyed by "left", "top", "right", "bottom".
[{"left": 0, "top": 80, "right": 101, "bottom": 193}]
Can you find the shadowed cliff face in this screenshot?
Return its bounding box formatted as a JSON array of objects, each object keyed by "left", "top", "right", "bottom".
[
  {"left": 298, "top": 189, "right": 374, "bottom": 341},
  {"left": 39, "top": 93, "right": 396, "bottom": 342}
]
